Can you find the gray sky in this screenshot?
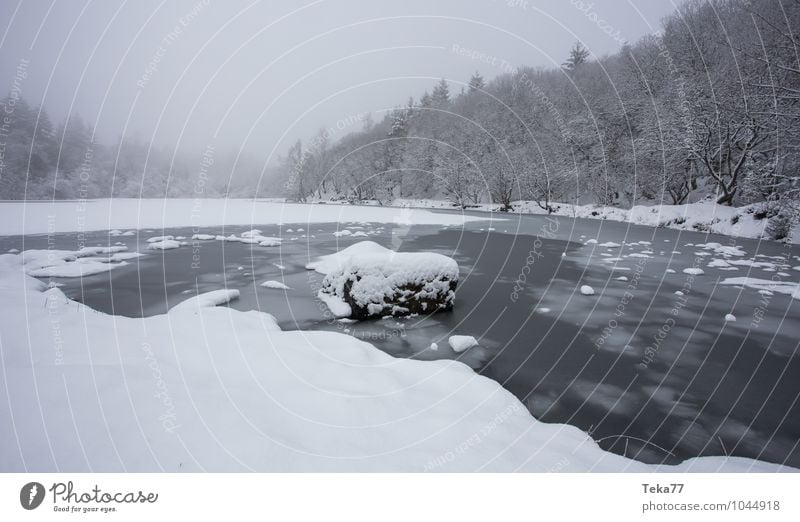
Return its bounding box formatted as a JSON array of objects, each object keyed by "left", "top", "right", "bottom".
[{"left": 0, "top": 0, "right": 677, "bottom": 162}]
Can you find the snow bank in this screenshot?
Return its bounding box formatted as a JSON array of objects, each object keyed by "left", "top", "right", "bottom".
[
  {"left": 0, "top": 199, "right": 489, "bottom": 235},
  {"left": 719, "top": 277, "right": 800, "bottom": 300},
  {"left": 8, "top": 246, "right": 134, "bottom": 278},
  {"left": 0, "top": 255, "right": 790, "bottom": 472},
  {"left": 400, "top": 198, "right": 797, "bottom": 243},
  {"left": 170, "top": 289, "right": 241, "bottom": 312},
  {"left": 312, "top": 242, "right": 459, "bottom": 319}
]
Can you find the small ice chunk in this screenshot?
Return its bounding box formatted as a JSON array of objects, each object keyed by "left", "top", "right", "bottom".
[
  {"left": 683, "top": 268, "right": 704, "bottom": 275},
  {"left": 448, "top": 335, "right": 478, "bottom": 353},
  {"left": 429, "top": 342, "right": 438, "bottom": 351},
  {"left": 580, "top": 285, "right": 595, "bottom": 295},
  {"left": 724, "top": 313, "right": 736, "bottom": 322},
  {"left": 147, "top": 240, "right": 182, "bottom": 250},
  {"left": 170, "top": 289, "right": 240, "bottom": 312},
  {"left": 598, "top": 242, "right": 620, "bottom": 248},
  {"left": 615, "top": 276, "right": 628, "bottom": 281},
  {"left": 147, "top": 235, "right": 174, "bottom": 243},
  {"left": 585, "top": 239, "right": 598, "bottom": 245},
  {"left": 261, "top": 280, "right": 291, "bottom": 290},
  {"left": 666, "top": 269, "right": 676, "bottom": 273},
  {"left": 535, "top": 307, "right": 551, "bottom": 313}
]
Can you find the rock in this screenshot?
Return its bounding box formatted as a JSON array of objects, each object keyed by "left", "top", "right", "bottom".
[{"left": 315, "top": 242, "right": 459, "bottom": 319}]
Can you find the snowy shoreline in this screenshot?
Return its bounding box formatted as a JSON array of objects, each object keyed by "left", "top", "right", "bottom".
[
  {"left": 0, "top": 251, "right": 793, "bottom": 472},
  {"left": 1, "top": 198, "right": 794, "bottom": 245}
]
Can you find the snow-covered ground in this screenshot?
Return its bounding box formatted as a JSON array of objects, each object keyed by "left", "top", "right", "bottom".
[
  {"left": 2, "top": 198, "right": 791, "bottom": 245},
  {"left": 394, "top": 198, "right": 798, "bottom": 243},
  {"left": 0, "top": 251, "right": 792, "bottom": 472},
  {"left": 0, "top": 199, "right": 487, "bottom": 235}
]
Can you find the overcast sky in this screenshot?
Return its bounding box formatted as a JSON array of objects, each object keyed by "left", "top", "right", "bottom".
[{"left": 0, "top": 0, "right": 678, "bottom": 163}]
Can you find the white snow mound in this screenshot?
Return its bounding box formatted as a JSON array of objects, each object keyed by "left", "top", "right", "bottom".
[
  {"left": 448, "top": 335, "right": 479, "bottom": 353},
  {"left": 171, "top": 289, "right": 240, "bottom": 312}
]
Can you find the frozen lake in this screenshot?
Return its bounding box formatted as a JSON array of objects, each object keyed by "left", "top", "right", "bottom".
[{"left": 7, "top": 209, "right": 800, "bottom": 467}]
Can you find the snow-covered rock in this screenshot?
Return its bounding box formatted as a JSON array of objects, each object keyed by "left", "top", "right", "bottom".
[
  {"left": 448, "top": 335, "right": 479, "bottom": 353},
  {"left": 580, "top": 285, "right": 595, "bottom": 296},
  {"left": 311, "top": 241, "right": 458, "bottom": 319}
]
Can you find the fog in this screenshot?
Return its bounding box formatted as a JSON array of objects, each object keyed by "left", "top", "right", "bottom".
[{"left": 0, "top": 0, "right": 675, "bottom": 162}]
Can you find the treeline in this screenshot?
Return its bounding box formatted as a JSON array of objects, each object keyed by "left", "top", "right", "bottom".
[
  {"left": 276, "top": 0, "right": 800, "bottom": 214},
  {"left": 0, "top": 96, "right": 274, "bottom": 200}
]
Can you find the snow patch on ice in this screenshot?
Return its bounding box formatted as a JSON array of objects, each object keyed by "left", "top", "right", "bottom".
[
  {"left": 448, "top": 335, "right": 478, "bottom": 353},
  {"left": 170, "top": 289, "right": 240, "bottom": 312},
  {"left": 261, "top": 280, "right": 291, "bottom": 290}
]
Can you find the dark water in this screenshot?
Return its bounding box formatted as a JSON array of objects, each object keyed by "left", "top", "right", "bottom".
[{"left": 5, "top": 211, "right": 800, "bottom": 467}]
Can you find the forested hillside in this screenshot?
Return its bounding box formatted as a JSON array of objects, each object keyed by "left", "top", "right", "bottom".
[{"left": 276, "top": 0, "right": 799, "bottom": 216}]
